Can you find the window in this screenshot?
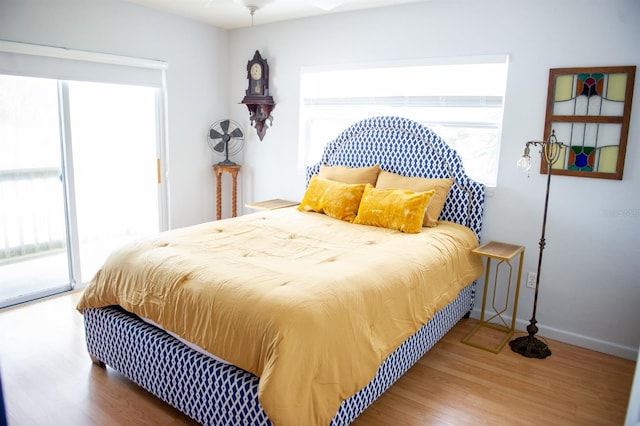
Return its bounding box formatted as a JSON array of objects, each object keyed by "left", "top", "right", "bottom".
[{"left": 298, "top": 56, "right": 509, "bottom": 186}]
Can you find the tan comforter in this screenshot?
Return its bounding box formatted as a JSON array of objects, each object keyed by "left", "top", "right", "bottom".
[{"left": 77, "top": 207, "right": 483, "bottom": 425}]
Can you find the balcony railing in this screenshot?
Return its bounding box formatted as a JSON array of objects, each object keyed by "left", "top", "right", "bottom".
[{"left": 0, "top": 167, "right": 66, "bottom": 263}]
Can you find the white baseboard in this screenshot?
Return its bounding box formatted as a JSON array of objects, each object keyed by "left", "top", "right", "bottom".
[{"left": 468, "top": 308, "right": 638, "bottom": 361}]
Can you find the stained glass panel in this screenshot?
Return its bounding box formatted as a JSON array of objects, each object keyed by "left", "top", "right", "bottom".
[
  {"left": 543, "top": 66, "right": 635, "bottom": 179},
  {"left": 551, "top": 121, "right": 622, "bottom": 173}
]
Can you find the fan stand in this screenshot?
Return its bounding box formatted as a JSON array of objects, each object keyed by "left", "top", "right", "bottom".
[{"left": 217, "top": 136, "right": 237, "bottom": 166}]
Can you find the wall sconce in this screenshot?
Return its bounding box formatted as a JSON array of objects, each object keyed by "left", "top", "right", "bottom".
[{"left": 510, "top": 130, "right": 565, "bottom": 359}]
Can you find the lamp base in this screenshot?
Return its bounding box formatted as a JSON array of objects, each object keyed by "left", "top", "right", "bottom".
[{"left": 509, "top": 334, "right": 552, "bottom": 359}]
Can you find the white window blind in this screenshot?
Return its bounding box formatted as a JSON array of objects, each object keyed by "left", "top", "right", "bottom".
[{"left": 0, "top": 40, "right": 167, "bottom": 87}]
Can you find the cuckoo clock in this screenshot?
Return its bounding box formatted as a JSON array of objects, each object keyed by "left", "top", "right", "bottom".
[{"left": 240, "top": 50, "right": 275, "bottom": 141}]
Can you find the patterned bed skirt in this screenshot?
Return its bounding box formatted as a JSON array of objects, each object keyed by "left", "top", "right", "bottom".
[{"left": 83, "top": 282, "right": 475, "bottom": 425}]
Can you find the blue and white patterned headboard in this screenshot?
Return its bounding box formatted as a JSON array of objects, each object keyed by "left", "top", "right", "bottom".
[{"left": 306, "top": 116, "right": 486, "bottom": 240}]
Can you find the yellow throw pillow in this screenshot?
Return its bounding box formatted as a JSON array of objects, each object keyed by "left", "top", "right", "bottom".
[
  {"left": 318, "top": 164, "right": 380, "bottom": 185},
  {"left": 298, "top": 175, "right": 366, "bottom": 222},
  {"left": 354, "top": 184, "right": 435, "bottom": 234},
  {"left": 375, "top": 170, "right": 453, "bottom": 227}
]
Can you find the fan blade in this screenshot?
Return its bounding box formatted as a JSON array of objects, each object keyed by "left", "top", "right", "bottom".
[
  {"left": 213, "top": 141, "right": 225, "bottom": 152},
  {"left": 220, "top": 120, "right": 230, "bottom": 134},
  {"left": 230, "top": 128, "right": 243, "bottom": 138},
  {"left": 210, "top": 128, "right": 223, "bottom": 139}
]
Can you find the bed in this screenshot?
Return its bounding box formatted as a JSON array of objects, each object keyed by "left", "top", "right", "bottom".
[{"left": 77, "top": 116, "right": 486, "bottom": 425}]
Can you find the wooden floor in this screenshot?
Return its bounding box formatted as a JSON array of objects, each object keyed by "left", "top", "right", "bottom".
[{"left": 0, "top": 290, "right": 635, "bottom": 425}]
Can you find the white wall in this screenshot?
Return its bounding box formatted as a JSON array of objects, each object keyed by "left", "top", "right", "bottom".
[
  {"left": 227, "top": 0, "right": 640, "bottom": 359},
  {"left": 0, "top": 0, "right": 228, "bottom": 229}
]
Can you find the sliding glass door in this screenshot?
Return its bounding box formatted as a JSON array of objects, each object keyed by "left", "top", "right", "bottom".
[
  {"left": 0, "top": 75, "right": 72, "bottom": 305},
  {"left": 67, "top": 81, "right": 160, "bottom": 281},
  {"left": 0, "top": 75, "right": 162, "bottom": 308}
]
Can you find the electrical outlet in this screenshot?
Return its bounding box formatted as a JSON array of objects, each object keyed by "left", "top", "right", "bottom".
[{"left": 526, "top": 272, "right": 537, "bottom": 289}]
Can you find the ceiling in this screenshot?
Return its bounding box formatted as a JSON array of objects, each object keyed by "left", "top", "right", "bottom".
[{"left": 123, "top": 0, "right": 426, "bottom": 30}]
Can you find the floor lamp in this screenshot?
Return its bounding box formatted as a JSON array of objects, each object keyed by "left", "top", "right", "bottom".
[{"left": 509, "top": 130, "right": 565, "bottom": 359}]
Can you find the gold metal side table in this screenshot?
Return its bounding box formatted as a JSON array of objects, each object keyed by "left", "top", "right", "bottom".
[{"left": 462, "top": 241, "right": 525, "bottom": 353}]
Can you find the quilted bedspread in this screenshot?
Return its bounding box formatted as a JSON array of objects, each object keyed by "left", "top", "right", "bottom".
[{"left": 77, "top": 207, "right": 482, "bottom": 425}]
